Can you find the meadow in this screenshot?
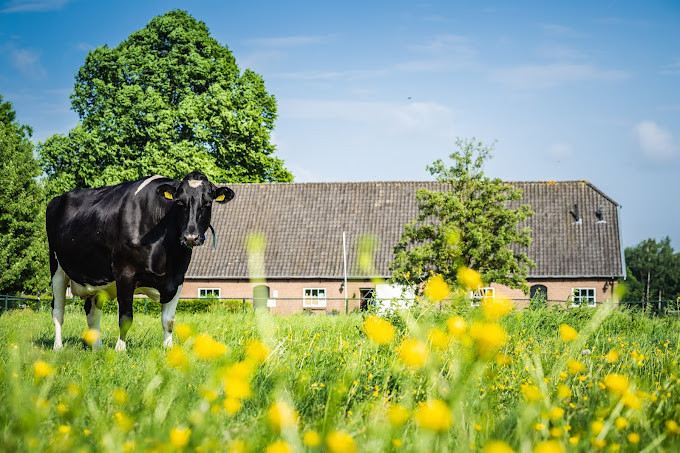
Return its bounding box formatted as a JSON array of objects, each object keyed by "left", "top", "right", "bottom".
[{"left": 1, "top": 294, "right": 680, "bottom": 452}]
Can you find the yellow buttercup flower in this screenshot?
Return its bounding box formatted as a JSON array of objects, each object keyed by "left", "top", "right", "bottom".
[
  {"left": 447, "top": 316, "right": 467, "bottom": 338},
  {"left": 326, "top": 430, "right": 356, "bottom": 453},
  {"left": 521, "top": 384, "right": 543, "bottom": 402},
  {"left": 414, "top": 399, "right": 451, "bottom": 432},
  {"left": 169, "top": 426, "right": 191, "bottom": 448},
  {"left": 424, "top": 274, "right": 450, "bottom": 302},
  {"left": 457, "top": 266, "right": 482, "bottom": 290},
  {"left": 267, "top": 401, "right": 298, "bottom": 433},
  {"left": 591, "top": 420, "right": 604, "bottom": 435},
  {"left": 386, "top": 403, "right": 410, "bottom": 428},
  {"left": 627, "top": 433, "right": 640, "bottom": 444},
  {"left": 558, "top": 324, "right": 578, "bottom": 342},
  {"left": 533, "top": 440, "right": 565, "bottom": 453},
  {"left": 363, "top": 315, "right": 396, "bottom": 345},
  {"left": 175, "top": 323, "right": 193, "bottom": 342},
  {"left": 223, "top": 397, "right": 242, "bottom": 415},
  {"left": 666, "top": 420, "right": 680, "bottom": 434},
  {"left": 567, "top": 359, "right": 585, "bottom": 374},
  {"left": 82, "top": 329, "right": 100, "bottom": 346},
  {"left": 482, "top": 294, "right": 513, "bottom": 320},
  {"left": 193, "top": 333, "right": 227, "bottom": 360},
  {"left": 114, "top": 412, "right": 133, "bottom": 432},
  {"left": 615, "top": 417, "right": 628, "bottom": 430},
  {"left": 469, "top": 322, "right": 507, "bottom": 357},
  {"left": 398, "top": 338, "right": 429, "bottom": 368},
  {"left": 245, "top": 340, "right": 270, "bottom": 363},
  {"left": 427, "top": 327, "right": 449, "bottom": 349},
  {"left": 548, "top": 407, "right": 565, "bottom": 420},
  {"left": 58, "top": 425, "right": 71, "bottom": 435},
  {"left": 265, "top": 440, "right": 291, "bottom": 453},
  {"left": 483, "top": 441, "right": 515, "bottom": 453},
  {"left": 603, "top": 373, "right": 629, "bottom": 396},
  {"left": 303, "top": 430, "right": 322, "bottom": 447},
  {"left": 33, "top": 360, "right": 54, "bottom": 379},
  {"left": 605, "top": 349, "right": 619, "bottom": 363},
  {"left": 221, "top": 361, "right": 254, "bottom": 399},
  {"left": 166, "top": 346, "right": 189, "bottom": 370},
  {"left": 113, "top": 388, "right": 129, "bottom": 405},
  {"left": 557, "top": 384, "right": 571, "bottom": 400}
]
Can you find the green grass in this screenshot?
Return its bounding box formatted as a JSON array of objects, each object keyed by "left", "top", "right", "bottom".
[{"left": 1, "top": 303, "right": 680, "bottom": 452}]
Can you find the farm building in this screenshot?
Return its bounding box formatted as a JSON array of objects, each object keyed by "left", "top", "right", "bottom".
[{"left": 182, "top": 180, "right": 625, "bottom": 314}]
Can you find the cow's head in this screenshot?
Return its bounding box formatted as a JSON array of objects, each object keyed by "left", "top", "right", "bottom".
[{"left": 157, "top": 171, "right": 234, "bottom": 248}]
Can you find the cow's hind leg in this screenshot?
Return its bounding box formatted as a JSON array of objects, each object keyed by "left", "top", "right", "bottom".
[
  {"left": 84, "top": 294, "right": 104, "bottom": 351},
  {"left": 161, "top": 285, "right": 182, "bottom": 348},
  {"left": 51, "top": 264, "right": 69, "bottom": 350}
]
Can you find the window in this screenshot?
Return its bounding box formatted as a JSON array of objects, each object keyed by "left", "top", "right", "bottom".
[
  {"left": 198, "top": 288, "right": 221, "bottom": 299},
  {"left": 571, "top": 288, "right": 596, "bottom": 307},
  {"left": 303, "top": 288, "right": 327, "bottom": 308},
  {"left": 470, "top": 287, "right": 494, "bottom": 307}
]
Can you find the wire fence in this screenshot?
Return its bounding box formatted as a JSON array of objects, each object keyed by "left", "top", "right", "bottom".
[{"left": 2, "top": 293, "right": 679, "bottom": 317}]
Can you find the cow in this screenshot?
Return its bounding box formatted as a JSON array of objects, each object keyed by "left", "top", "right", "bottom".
[{"left": 46, "top": 171, "right": 234, "bottom": 351}]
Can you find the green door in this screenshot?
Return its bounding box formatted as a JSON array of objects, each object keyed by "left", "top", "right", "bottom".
[{"left": 253, "top": 285, "right": 270, "bottom": 310}]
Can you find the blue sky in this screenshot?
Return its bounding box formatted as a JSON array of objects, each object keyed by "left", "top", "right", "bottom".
[{"left": 1, "top": 0, "right": 679, "bottom": 249}]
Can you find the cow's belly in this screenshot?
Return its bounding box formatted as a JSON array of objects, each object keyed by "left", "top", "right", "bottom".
[{"left": 70, "top": 279, "right": 161, "bottom": 302}]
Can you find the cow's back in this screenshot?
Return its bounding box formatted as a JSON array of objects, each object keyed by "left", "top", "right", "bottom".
[{"left": 46, "top": 178, "right": 171, "bottom": 286}]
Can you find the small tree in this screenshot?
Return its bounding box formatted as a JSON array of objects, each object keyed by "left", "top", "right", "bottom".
[
  {"left": 0, "top": 95, "right": 50, "bottom": 294},
  {"left": 390, "top": 138, "right": 534, "bottom": 294},
  {"left": 39, "top": 10, "right": 292, "bottom": 197},
  {"left": 623, "top": 237, "right": 680, "bottom": 301}
]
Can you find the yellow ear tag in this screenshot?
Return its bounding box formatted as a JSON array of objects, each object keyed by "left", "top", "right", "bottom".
[
  {"left": 215, "top": 194, "right": 225, "bottom": 202},
  {"left": 164, "top": 191, "right": 173, "bottom": 200}
]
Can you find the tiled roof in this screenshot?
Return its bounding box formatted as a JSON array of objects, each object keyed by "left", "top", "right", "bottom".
[{"left": 187, "top": 180, "right": 624, "bottom": 279}]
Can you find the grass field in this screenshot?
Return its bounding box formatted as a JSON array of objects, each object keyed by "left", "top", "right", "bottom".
[{"left": 1, "top": 298, "right": 680, "bottom": 452}]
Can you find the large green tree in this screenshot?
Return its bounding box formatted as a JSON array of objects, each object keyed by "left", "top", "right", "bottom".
[
  {"left": 39, "top": 10, "right": 292, "bottom": 196},
  {"left": 390, "top": 138, "right": 534, "bottom": 293},
  {"left": 623, "top": 237, "right": 680, "bottom": 301},
  {"left": 0, "top": 95, "right": 50, "bottom": 294}
]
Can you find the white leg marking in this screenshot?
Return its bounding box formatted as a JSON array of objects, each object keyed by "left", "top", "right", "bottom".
[
  {"left": 161, "top": 285, "right": 182, "bottom": 348},
  {"left": 86, "top": 298, "right": 103, "bottom": 351},
  {"left": 52, "top": 264, "right": 69, "bottom": 350},
  {"left": 115, "top": 338, "right": 127, "bottom": 351}
]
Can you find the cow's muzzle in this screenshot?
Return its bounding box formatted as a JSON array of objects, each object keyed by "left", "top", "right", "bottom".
[{"left": 181, "top": 233, "right": 204, "bottom": 248}]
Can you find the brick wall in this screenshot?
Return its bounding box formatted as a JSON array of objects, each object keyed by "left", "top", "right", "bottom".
[{"left": 182, "top": 277, "right": 618, "bottom": 314}]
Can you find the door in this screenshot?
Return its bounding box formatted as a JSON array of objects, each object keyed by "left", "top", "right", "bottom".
[
  {"left": 253, "top": 285, "right": 270, "bottom": 310},
  {"left": 360, "top": 288, "right": 375, "bottom": 311}
]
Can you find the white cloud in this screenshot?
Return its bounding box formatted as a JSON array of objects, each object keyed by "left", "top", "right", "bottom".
[
  {"left": 0, "top": 0, "right": 70, "bottom": 13},
  {"left": 491, "top": 63, "right": 629, "bottom": 90},
  {"left": 280, "top": 99, "right": 456, "bottom": 137},
  {"left": 8, "top": 47, "right": 46, "bottom": 78},
  {"left": 633, "top": 121, "right": 680, "bottom": 161},
  {"left": 245, "top": 35, "right": 331, "bottom": 48},
  {"left": 547, "top": 143, "right": 573, "bottom": 160}
]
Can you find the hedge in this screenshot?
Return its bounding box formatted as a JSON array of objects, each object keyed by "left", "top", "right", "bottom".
[{"left": 1, "top": 297, "right": 250, "bottom": 314}]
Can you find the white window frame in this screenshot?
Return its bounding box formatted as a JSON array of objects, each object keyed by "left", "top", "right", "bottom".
[
  {"left": 571, "top": 287, "right": 596, "bottom": 307},
  {"left": 198, "top": 288, "right": 221, "bottom": 299},
  {"left": 303, "top": 288, "right": 327, "bottom": 308},
  {"left": 470, "top": 287, "right": 494, "bottom": 307}
]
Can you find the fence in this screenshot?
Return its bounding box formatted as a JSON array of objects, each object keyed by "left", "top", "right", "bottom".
[{"left": 1, "top": 294, "right": 678, "bottom": 317}]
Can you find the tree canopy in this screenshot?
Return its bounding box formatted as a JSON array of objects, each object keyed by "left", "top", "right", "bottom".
[
  {"left": 0, "top": 95, "right": 50, "bottom": 294},
  {"left": 623, "top": 236, "right": 680, "bottom": 301},
  {"left": 390, "top": 138, "right": 534, "bottom": 294},
  {"left": 39, "top": 9, "right": 292, "bottom": 196}
]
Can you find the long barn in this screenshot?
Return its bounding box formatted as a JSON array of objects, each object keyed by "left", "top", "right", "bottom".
[{"left": 181, "top": 180, "right": 625, "bottom": 314}]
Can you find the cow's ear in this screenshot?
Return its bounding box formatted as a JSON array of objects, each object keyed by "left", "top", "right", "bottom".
[
  {"left": 157, "top": 184, "right": 177, "bottom": 201},
  {"left": 214, "top": 186, "right": 234, "bottom": 203}
]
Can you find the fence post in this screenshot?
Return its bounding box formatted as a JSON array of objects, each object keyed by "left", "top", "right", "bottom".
[
  {"left": 3, "top": 295, "right": 7, "bottom": 312},
  {"left": 242, "top": 298, "right": 246, "bottom": 313},
  {"left": 145, "top": 298, "right": 148, "bottom": 315}
]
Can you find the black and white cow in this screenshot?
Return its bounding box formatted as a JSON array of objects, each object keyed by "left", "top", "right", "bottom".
[{"left": 46, "top": 171, "right": 234, "bottom": 351}]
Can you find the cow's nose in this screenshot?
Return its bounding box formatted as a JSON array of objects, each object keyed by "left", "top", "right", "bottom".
[{"left": 183, "top": 234, "right": 200, "bottom": 247}]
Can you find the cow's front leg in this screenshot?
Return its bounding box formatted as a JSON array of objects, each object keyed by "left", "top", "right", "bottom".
[
  {"left": 161, "top": 285, "right": 182, "bottom": 348},
  {"left": 84, "top": 294, "right": 104, "bottom": 351},
  {"left": 115, "top": 280, "right": 134, "bottom": 352}
]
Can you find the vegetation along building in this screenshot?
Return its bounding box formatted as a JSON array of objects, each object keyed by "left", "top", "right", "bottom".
[{"left": 182, "top": 180, "right": 625, "bottom": 314}]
